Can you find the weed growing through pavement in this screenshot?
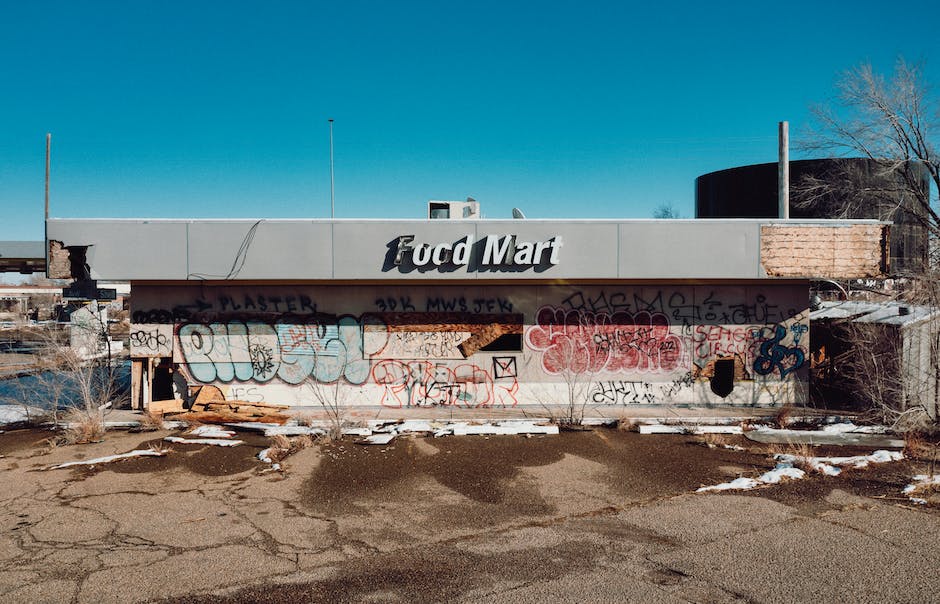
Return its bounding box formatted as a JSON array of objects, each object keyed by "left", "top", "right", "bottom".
[
  {"left": 58, "top": 407, "right": 106, "bottom": 445},
  {"left": 136, "top": 410, "right": 165, "bottom": 432}
]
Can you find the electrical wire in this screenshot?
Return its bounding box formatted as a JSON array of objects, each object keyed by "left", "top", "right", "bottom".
[{"left": 187, "top": 219, "right": 263, "bottom": 281}]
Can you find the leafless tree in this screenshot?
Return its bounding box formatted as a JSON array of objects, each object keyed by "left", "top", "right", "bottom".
[
  {"left": 0, "top": 305, "right": 126, "bottom": 440},
  {"left": 797, "top": 59, "right": 940, "bottom": 427},
  {"left": 303, "top": 345, "right": 350, "bottom": 439},
  {"left": 652, "top": 203, "right": 683, "bottom": 219},
  {"left": 796, "top": 59, "right": 939, "bottom": 268}
]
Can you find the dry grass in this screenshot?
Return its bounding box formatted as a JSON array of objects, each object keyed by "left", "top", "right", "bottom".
[
  {"left": 767, "top": 441, "right": 817, "bottom": 470},
  {"left": 701, "top": 433, "right": 730, "bottom": 448},
  {"left": 136, "top": 411, "right": 165, "bottom": 432},
  {"left": 58, "top": 408, "right": 106, "bottom": 445},
  {"left": 265, "top": 434, "right": 315, "bottom": 464},
  {"left": 904, "top": 432, "right": 939, "bottom": 475},
  {"left": 292, "top": 412, "right": 319, "bottom": 427},
  {"left": 773, "top": 403, "right": 794, "bottom": 429},
  {"left": 616, "top": 417, "right": 637, "bottom": 432},
  {"left": 904, "top": 480, "right": 940, "bottom": 502}
]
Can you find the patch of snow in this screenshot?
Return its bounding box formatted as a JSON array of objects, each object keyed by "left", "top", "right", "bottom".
[
  {"left": 50, "top": 448, "right": 168, "bottom": 469},
  {"left": 697, "top": 477, "right": 761, "bottom": 492},
  {"left": 903, "top": 474, "right": 940, "bottom": 504},
  {"left": 580, "top": 418, "right": 619, "bottom": 427},
  {"left": 697, "top": 450, "right": 900, "bottom": 493},
  {"left": 261, "top": 426, "right": 326, "bottom": 437},
  {"left": 163, "top": 436, "right": 243, "bottom": 447},
  {"left": 189, "top": 425, "right": 236, "bottom": 439},
  {"left": 342, "top": 427, "right": 373, "bottom": 437},
  {"left": 639, "top": 425, "right": 687, "bottom": 434},
  {"left": 258, "top": 448, "right": 273, "bottom": 463},
  {"left": 224, "top": 422, "right": 284, "bottom": 433},
  {"left": 775, "top": 450, "right": 904, "bottom": 476},
  {"left": 758, "top": 466, "right": 806, "bottom": 483},
  {"left": 697, "top": 462, "right": 806, "bottom": 492},
  {"left": 451, "top": 422, "right": 559, "bottom": 436},
  {"left": 359, "top": 433, "right": 396, "bottom": 445},
  {"left": 692, "top": 426, "right": 743, "bottom": 435},
  {"left": 387, "top": 420, "right": 436, "bottom": 433},
  {"left": 0, "top": 405, "right": 44, "bottom": 426},
  {"left": 821, "top": 422, "right": 890, "bottom": 434}
]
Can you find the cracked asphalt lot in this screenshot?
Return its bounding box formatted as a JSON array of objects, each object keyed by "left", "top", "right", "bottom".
[{"left": 0, "top": 426, "right": 937, "bottom": 603}]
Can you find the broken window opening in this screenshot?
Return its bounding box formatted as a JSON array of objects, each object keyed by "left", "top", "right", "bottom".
[
  {"left": 710, "top": 357, "right": 735, "bottom": 398},
  {"left": 479, "top": 333, "right": 523, "bottom": 352}
]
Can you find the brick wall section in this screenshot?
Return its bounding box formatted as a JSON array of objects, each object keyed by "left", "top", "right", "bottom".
[
  {"left": 760, "top": 224, "right": 888, "bottom": 278},
  {"left": 47, "top": 240, "right": 72, "bottom": 279}
]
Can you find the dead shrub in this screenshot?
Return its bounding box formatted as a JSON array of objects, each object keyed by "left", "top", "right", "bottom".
[
  {"left": 135, "top": 411, "right": 165, "bottom": 432},
  {"left": 58, "top": 408, "right": 106, "bottom": 445}
]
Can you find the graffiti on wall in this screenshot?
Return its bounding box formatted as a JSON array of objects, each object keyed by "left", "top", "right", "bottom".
[
  {"left": 525, "top": 306, "right": 684, "bottom": 376},
  {"left": 752, "top": 324, "right": 807, "bottom": 378},
  {"left": 367, "top": 330, "right": 472, "bottom": 360},
  {"left": 174, "top": 312, "right": 524, "bottom": 409},
  {"left": 134, "top": 285, "right": 811, "bottom": 409},
  {"left": 370, "top": 359, "right": 519, "bottom": 408},
  {"left": 129, "top": 324, "right": 173, "bottom": 357},
  {"left": 177, "top": 315, "right": 386, "bottom": 385},
  {"left": 560, "top": 290, "right": 799, "bottom": 329}
]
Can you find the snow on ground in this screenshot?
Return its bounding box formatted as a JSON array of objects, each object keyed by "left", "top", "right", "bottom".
[
  {"left": 164, "top": 436, "right": 243, "bottom": 447},
  {"left": 903, "top": 475, "right": 940, "bottom": 505},
  {"left": 697, "top": 463, "right": 806, "bottom": 493},
  {"left": 50, "top": 448, "right": 168, "bottom": 469},
  {"left": 820, "top": 422, "right": 890, "bottom": 434},
  {"left": 188, "top": 425, "right": 237, "bottom": 439},
  {"left": 774, "top": 450, "right": 904, "bottom": 476},
  {"left": 697, "top": 450, "right": 903, "bottom": 493},
  {"left": 0, "top": 404, "right": 45, "bottom": 426}
]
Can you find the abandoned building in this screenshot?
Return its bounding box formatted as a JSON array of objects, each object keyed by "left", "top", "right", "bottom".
[
  {"left": 810, "top": 300, "right": 939, "bottom": 419},
  {"left": 44, "top": 207, "right": 890, "bottom": 412}
]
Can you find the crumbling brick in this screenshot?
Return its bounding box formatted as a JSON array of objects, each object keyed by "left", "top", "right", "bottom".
[{"left": 760, "top": 224, "right": 888, "bottom": 278}]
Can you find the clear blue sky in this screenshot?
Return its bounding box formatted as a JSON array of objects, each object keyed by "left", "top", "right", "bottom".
[{"left": 1, "top": 0, "right": 938, "bottom": 241}]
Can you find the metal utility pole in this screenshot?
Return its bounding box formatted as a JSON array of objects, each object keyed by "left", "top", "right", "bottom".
[
  {"left": 778, "top": 121, "right": 789, "bottom": 219},
  {"left": 329, "top": 119, "right": 335, "bottom": 219},
  {"left": 45, "top": 133, "right": 51, "bottom": 219}
]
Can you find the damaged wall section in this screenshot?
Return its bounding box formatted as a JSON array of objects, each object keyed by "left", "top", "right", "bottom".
[{"left": 760, "top": 224, "right": 888, "bottom": 278}]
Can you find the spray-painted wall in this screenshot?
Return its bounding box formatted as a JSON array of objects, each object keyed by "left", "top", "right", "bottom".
[{"left": 130, "top": 283, "right": 809, "bottom": 408}]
